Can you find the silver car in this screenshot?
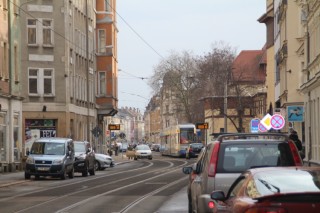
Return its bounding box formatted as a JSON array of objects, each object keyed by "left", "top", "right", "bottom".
[
  {"left": 24, "top": 138, "right": 75, "bottom": 180},
  {"left": 183, "top": 133, "right": 303, "bottom": 213},
  {"left": 134, "top": 144, "right": 152, "bottom": 160},
  {"left": 94, "top": 153, "right": 114, "bottom": 170}
]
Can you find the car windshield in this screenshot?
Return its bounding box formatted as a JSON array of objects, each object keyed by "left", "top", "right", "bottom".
[
  {"left": 136, "top": 145, "right": 150, "bottom": 150},
  {"left": 217, "top": 142, "right": 295, "bottom": 173},
  {"left": 74, "top": 143, "right": 86, "bottom": 152},
  {"left": 30, "top": 142, "right": 65, "bottom": 155},
  {"left": 249, "top": 169, "right": 320, "bottom": 198}
]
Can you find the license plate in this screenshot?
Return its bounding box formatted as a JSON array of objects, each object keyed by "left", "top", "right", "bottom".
[{"left": 37, "top": 167, "right": 49, "bottom": 171}]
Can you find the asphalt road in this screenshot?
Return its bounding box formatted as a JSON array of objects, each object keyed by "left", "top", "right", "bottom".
[{"left": 0, "top": 153, "right": 191, "bottom": 213}]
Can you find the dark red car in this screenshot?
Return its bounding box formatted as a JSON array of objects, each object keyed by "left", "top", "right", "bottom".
[{"left": 210, "top": 166, "right": 320, "bottom": 213}]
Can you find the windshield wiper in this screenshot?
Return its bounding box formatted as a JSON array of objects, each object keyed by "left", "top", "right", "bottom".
[{"left": 258, "top": 178, "right": 280, "bottom": 193}]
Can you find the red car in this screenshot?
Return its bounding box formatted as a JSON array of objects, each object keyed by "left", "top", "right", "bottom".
[{"left": 210, "top": 166, "right": 320, "bottom": 213}]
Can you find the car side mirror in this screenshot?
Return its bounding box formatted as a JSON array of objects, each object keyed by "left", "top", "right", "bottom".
[{"left": 182, "top": 166, "right": 193, "bottom": 174}]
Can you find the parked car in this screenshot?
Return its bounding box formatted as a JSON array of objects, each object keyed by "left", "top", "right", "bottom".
[
  {"left": 182, "top": 133, "right": 303, "bottom": 213},
  {"left": 74, "top": 141, "right": 95, "bottom": 177},
  {"left": 94, "top": 153, "right": 114, "bottom": 170},
  {"left": 134, "top": 144, "right": 152, "bottom": 160},
  {"left": 185, "top": 143, "right": 204, "bottom": 159},
  {"left": 24, "top": 137, "right": 75, "bottom": 180},
  {"left": 211, "top": 166, "right": 320, "bottom": 213},
  {"left": 151, "top": 144, "right": 160, "bottom": 152}
]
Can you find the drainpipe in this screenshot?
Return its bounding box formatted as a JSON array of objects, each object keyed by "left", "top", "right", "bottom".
[
  {"left": 85, "top": 0, "right": 91, "bottom": 142},
  {"left": 7, "top": 0, "right": 14, "bottom": 171}
]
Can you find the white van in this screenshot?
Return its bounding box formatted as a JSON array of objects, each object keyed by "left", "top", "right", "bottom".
[{"left": 24, "top": 137, "right": 75, "bottom": 180}]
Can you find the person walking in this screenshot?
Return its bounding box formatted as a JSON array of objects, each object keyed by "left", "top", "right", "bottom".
[
  {"left": 289, "top": 130, "right": 305, "bottom": 159},
  {"left": 289, "top": 130, "right": 302, "bottom": 151}
]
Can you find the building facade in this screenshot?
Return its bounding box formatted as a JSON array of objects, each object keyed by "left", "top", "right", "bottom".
[
  {"left": 0, "top": 0, "right": 24, "bottom": 172},
  {"left": 300, "top": 0, "right": 320, "bottom": 165}
]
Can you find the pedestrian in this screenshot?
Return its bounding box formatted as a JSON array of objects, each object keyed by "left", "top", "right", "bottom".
[{"left": 289, "top": 130, "right": 302, "bottom": 151}]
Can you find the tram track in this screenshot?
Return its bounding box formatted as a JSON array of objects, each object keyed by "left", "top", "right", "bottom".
[{"left": 0, "top": 159, "right": 190, "bottom": 213}]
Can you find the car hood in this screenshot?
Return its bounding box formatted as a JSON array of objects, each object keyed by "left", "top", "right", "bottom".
[
  {"left": 28, "top": 154, "right": 65, "bottom": 161},
  {"left": 75, "top": 152, "right": 86, "bottom": 157}
]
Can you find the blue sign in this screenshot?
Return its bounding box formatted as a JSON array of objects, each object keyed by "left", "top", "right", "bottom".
[
  {"left": 287, "top": 106, "right": 304, "bottom": 122},
  {"left": 250, "top": 119, "right": 260, "bottom": 133}
]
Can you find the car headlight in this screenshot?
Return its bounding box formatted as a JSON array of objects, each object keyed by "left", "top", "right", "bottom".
[
  {"left": 52, "top": 159, "right": 63, "bottom": 164},
  {"left": 76, "top": 154, "right": 86, "bottom": 160},
  {"left": 26, "top": 157, "right": 34, "bottom": 164}
]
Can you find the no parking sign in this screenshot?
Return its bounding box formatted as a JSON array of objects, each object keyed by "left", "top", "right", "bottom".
[{"left": 270, "top": 114, "right": 285, "bottom": 130}]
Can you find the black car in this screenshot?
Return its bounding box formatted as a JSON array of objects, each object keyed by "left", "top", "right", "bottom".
[
  {"left": 74, "top": 141, "right": 95, "bottom": 177},
  {"left": 185, "top": 143, "right": 204, "bottom": 159}
]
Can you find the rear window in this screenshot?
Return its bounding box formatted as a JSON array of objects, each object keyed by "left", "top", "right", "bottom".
[{"left": 217, "top": 142, "right": 295, "bottom": 173}]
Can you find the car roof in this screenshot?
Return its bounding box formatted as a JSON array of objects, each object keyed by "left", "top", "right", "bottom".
[
  {"left": 35, "top": 137, "right": 72, "bottom": 143},
  {"left": 248, "top": 166, "right": 320, "bottom": 175},
  {"left": 216, "top": 133, "right": 289, "bottom": 143}
]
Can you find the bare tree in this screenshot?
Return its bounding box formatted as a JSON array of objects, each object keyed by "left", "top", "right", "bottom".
[
  {"left": 148, "top": 50, "right": 199, "bottom": 124},
  {"left": 196, "top": 42, "right": 236, "bottom": 97}
]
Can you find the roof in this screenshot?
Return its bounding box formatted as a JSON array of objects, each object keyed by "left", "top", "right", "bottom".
[{"left": 231, "top": 49, "right": 266, "bottom": 83}]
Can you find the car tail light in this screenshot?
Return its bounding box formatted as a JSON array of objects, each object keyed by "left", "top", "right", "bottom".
[
  {"left": 189, "top": 148, "right": 193, "bottom": 152},
  {"left": 288, "top": 140, "right": 303, "bottom": 166},
  {"left": 208, "top": 200, "right": 215, "bottom": 209},
  {"left": 245, "top": 207, "right": 287, "bottom": 213},
  {"left": 208, "top": 142, "right": 220, "bottom": 177}
]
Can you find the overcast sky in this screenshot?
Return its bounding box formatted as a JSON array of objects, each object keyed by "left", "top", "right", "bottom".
[{"left": 117, "top": 0, "right": 266, "bottom": 113}]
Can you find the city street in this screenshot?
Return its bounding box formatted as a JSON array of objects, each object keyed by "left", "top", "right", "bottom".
[{"left": 0, "top": 152, "right": 191, "bottom": 213}]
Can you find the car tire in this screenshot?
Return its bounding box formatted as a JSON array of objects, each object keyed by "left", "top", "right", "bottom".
[
  {"left": 35, "top": 175, "right": 40, "bottom": 180},
  {"left": 94, "top": 160, "right": 100, "bottom": 171},
  {"left": 25, "top": 172, "right": 31, "bottom": 180},
  {"left": 110, "top": 162, "right": 114, "bottom": 167},
  {"left": 134, "top": 157, "right": 137, "bottom": 160}
]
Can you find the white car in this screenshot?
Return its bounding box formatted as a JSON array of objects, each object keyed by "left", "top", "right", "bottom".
[
  {"left": 134, "top": 144, "right": 152, "bottom": 160},
  {"left": 94, "top": 153, "right": 115, "bottom": 171}
]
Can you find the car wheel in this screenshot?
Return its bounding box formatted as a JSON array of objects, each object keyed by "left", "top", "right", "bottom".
[
  {"left": 148, "top": 157, "right": 152, "bottom": 160},
  {"left": 94, "top": 160, "right": 100, "bottom": 171},
  {"left": 35, "top": 175, "right": 40, "bottom": 180},
  {"left": 24, "top": 172, "right": 31, "bottom": 180},
  {"left": 134, "top": 157, "right": 138, "bottom": 160},
  {"left": 110, "top": 162, "right": 114, "bottom": 167},
  {"left": 68, "top": 167, "right": 74, "bottom": 179}
]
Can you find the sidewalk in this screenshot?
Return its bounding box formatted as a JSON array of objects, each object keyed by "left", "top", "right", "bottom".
[{"left": 0, "top": 152, "right": 131, "bottom": 188}]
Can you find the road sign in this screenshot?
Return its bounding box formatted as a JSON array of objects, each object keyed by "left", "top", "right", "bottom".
[
  {"left": 260, "top": 113, "right": 272, "bottom": 130},
  {"left": 250, "top": 119, "right": 260, "bottom": 133},
  {"left": 287, "top": 106, "right": 304, "bottom": 122},
  {"left": 270, "top": 114, "right": 285, "bottom": 130},
  {"left": 196, "top": 123, "right": 208, "bottom": 129},
  {"left": 258, "top": 123, "right": 268, "bottom": 132},
  {"left": 108, "top": 124, "right": 120, "bottom": 130}
]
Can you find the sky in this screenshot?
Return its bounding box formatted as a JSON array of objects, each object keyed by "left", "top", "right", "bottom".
[{"left": 116, "top": 0, "right": 266, "bottom": 113}]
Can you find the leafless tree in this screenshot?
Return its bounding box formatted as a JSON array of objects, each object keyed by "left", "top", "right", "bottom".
[{"left": 148, "top": 50, "right": 200, "bottom": 123}]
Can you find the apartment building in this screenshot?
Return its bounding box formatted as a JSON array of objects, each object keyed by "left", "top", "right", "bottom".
[
  {"left": 19, "top": 0, "right": 118, "bottom": 157},
  {"left": 300, "top": 0, "right": 320, "bottom": 165},
  {"left": 0, "top": 0, "right": 23, "bottom": 172}
]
